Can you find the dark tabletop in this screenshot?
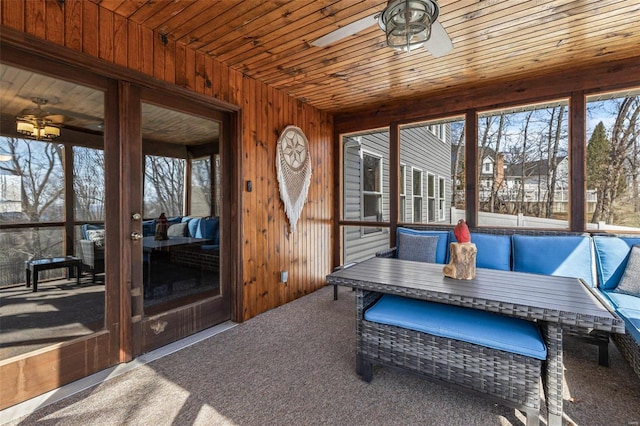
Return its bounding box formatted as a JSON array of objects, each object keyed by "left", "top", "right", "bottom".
[{"left": 327, "top": 256, "right": 624, "bottom": 333}]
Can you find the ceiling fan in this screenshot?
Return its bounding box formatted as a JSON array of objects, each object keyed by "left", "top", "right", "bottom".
[
  {"left": 311, "top": 0, "right": 453, "bottom": 57},
  {"left": 16, "top": 97, "right": 104, "bottom": 135}
]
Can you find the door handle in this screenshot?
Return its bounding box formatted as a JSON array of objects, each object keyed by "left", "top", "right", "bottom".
[{"left": 130, "top": 232, "right": 143, "bottom": 241}]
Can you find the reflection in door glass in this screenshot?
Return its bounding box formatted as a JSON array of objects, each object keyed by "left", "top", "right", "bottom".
[
  {"left": 141, "top": 103, "right": 221, "bottom": 313},
  {"left": 0, "top": 64, "right": 105, "bottom": 360}
]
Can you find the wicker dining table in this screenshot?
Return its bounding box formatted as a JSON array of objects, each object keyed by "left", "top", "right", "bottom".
[{"left": 326, "top": 256, "right": 625, "bottom": 426}]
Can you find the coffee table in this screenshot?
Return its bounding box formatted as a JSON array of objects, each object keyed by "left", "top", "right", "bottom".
[{"left": 25, "top": 256, "right": 83, "bottom": 292}]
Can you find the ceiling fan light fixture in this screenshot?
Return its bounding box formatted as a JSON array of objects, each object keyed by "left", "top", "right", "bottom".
[
  {"left": 379, "top": 0, "right": 439, "bottom": 52},
  {"left": 15, "top": 97, "right": 61, "bottom": 141}
]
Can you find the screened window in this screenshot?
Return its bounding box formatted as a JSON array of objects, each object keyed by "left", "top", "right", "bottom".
[
  {"left": 190, "top": 156, "right": 212, "bottom": 217},
  {"left": 586, "top": 89, "right": 640, "bottom": 232},
  {"left": 477, "top": 100, "right": 569, "bottom": 228},
  {"left": 144, "top": 155, "right": 185, "bottom": 218}
]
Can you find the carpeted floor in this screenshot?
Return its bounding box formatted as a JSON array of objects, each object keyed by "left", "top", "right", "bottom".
[{"left": 3, "top": 285, "right": 640, "bottom": 425}]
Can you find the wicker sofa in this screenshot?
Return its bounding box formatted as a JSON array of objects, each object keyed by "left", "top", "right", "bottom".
[
  {"left": 78, "top": 216, "right": 220, "bottom": 283},
  {"left": 374, "top": 227, "right": 640, "bottom": 377},
  {"left": 591, "top": 235, "right": 640, "bottom": 378}
]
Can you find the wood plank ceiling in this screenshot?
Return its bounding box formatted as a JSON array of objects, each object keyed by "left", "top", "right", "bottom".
[{"left": 94, "top": 0, "right": 640, "bottom": 114}]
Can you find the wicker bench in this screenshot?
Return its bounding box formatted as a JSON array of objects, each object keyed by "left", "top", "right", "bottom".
[{"left": 357, "top": 292, "right": 546, "bottom": 426}]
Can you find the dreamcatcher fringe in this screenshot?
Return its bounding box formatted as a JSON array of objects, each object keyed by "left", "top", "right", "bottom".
[{"left": 277, "top": 149, "right": 312, "bottom": 234}]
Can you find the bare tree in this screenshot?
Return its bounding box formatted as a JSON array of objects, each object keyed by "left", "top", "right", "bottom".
[
  {"left": 593, "top": 96, "right": 640, "bottom": 223},
  {"left": 0, "top": 137, "right": 64, "bottom": 284},
  {"left": 544, "top": 105, "right": 566, "bottom": 218},
  {"left": 73, "top": 147, "right": 105, "bottom": 221},
  {"left": 144, "top": 155, "right": 185, "bottom": 218}
]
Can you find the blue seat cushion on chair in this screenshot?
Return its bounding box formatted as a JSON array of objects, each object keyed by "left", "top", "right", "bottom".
[
  {"left": 81, "top": 223, "right": 104, "bottom": 240},
  {"left": 451, "top": 232, "right": 511, "bottom": 271},
  {"left": 512, "top": 234, "right": 594, "bottom": 286},
  {"left": 593, "top": 236, "right": 640, "bottom": 290},
  {"left": 396, "top": 228, "right": 450, "bottom": 264},
  {"left": 197, "top": 216, "right": 218, "bottom": 239},
  {"left": 364, "top": 294, "right": 547, "bottom": 360}
]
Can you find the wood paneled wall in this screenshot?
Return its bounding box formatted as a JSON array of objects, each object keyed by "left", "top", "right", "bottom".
[{"left": 1, "top": 0, "right": 334, "bottom": 322}]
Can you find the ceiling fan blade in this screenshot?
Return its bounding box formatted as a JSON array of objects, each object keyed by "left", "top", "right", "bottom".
[
  {"left": 46, "top": 106, "right": 103, "bottom": 124},
  {"left": 45, "top": 114, "right": 67, "bottom": 124},
  {"left": 425, "top": 21, "right": 453, "bottom": 58},
  {"left": 311, "top": 14, "right": 379, "bottom": 47}
]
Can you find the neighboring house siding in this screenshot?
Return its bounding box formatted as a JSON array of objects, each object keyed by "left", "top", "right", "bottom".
[
  {"left": 343, "top": 125, "right": 451, "bottom": 264},
  {"left": 343, "top": 131, "right": 390, "bottom": 264},
  {"left": 400, "top": 125, "right": 451, "bottom": 224}
]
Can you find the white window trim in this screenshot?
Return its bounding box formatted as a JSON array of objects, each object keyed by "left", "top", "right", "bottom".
[
  {"left": 427, "top": 172, "right": 436, "bottom": 223},
  {"left": 412, "top": 167, "right": 423, "bottom": 223},
  {"left": 400, "top": 163, "right": 406, "bottom": 222},
  {"left": 361, "top": 149, "right": 383, "bottom": 236},
  {"left": 438, "top": 175, "right": 446, "bottom": 221}
]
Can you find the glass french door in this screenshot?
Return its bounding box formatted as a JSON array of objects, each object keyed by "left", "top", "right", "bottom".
[
  {"left": 128, "top": 87, "right": 232, "bottom": 356},
  {"left": 0, "top": 55, "right": 119, "bottom": 409}
]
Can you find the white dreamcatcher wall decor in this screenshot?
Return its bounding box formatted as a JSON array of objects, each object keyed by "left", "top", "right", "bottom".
[{"left": 276, "top": 125, "right": 312, "bottom": 233}]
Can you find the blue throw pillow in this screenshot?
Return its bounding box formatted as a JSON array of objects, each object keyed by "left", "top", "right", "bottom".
[{"left": 397, "top": 233, "right": 438, "bottom": 263}]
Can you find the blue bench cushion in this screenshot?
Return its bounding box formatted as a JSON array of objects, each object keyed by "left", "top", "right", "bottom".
[
  {"left": 512, "top": 234, "right": 594, "bottom": 286},
  {"left": 397, "top": 228, "right": 450, "bottom": 264},
  {"left": 451, "top": 232, "right": 511, "bottom": 271},
  {"left": 364, "top": 294, "right": 547, "bottom": 360},
  {"left": 594, "top": 236, "right": 640, "bottom": 290}
]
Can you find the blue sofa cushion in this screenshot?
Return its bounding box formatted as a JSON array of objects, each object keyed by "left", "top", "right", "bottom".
[
  {"left": 617, "top": 308, "right": 640, "bottom": 346},
  {"left": 210, "top": 217, "right": 220, "bottom": 245},
  {"left": 512, "top": 234, "right": 594, "bottom": 286},
  {"left": 187, "top": 217, "right": 202, "bottom": 238},
  {"left": 167, "top": 216, "right": 181, "bottom": 226},
  {"left": 593, "top": 236, "right": 640, "bottom": 290},
  {"left": 602, "top": 290, "right": 640, "bottom": 312},
  {"left": 451, "top": 232, "right": 511, "bottom": 271},
  {"left": 364, "top": 294, "right": 547, "bottom": 360},
  {"left": 397, "top": 228, "right": 450, "bottom": 264},
  {"left": 397, "top": 233, "right": 438, "bottom": 263},
  {"left": 81, "top": 223, "right": 104, "bottom": 240},
  {"left": 142, "top": 220, "right": 156, "bottom": 237}
]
